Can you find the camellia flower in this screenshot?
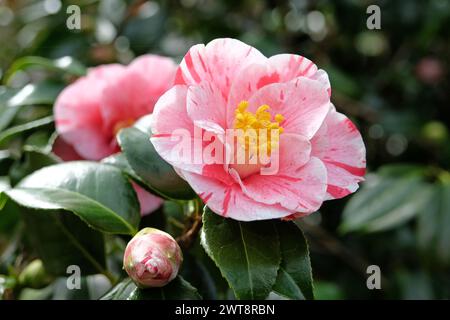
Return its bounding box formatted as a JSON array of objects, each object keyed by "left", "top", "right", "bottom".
[
  {"left": 54, "top": 55, "right": 175, "bottom": 215},
  {"left": 151, "top": 38, "right": 366, "bottom": 221},
  {"left": 123, "top": 228, "right": 183, "bottom": 288}
]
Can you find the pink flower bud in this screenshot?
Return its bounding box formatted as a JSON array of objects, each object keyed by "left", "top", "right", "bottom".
[{"left": 123, "top": 228, "right": 183, "bottom": 288}]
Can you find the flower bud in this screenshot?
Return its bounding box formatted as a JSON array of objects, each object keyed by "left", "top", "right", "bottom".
[{"left": 123, "top": 228, "right": 182, "bottom": 288}]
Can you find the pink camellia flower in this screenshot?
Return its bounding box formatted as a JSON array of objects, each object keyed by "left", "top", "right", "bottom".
[
  {"left": 123, "top": 228, "right": 183, "bottom": 288},
  {"left": 150, "top": 38, "right": 366, "bottom": 221},
  {"left": 54, "top": 55, "right": 175, "bottom": 215}
]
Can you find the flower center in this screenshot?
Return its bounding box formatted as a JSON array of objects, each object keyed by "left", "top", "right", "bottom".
[
  {"left": 230, "top": 101, "right": 285, "bottom": 179},
  {"left": 233, "top": 100, "right": 284, "bottom": 156}
]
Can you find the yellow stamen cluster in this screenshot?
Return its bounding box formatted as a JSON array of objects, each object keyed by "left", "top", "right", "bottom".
[{"left": 233, "top": 100, "right": 285, "bottom": 156}]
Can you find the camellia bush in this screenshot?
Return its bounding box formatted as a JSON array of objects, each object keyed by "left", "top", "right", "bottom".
[
  {"left": 1, "top": 0, "right": 449, "bottom": 301},
  {"left": 1, "top": 36, "right": 366, "bottom": 300}
]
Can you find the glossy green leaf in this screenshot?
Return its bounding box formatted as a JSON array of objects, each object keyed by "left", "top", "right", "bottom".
[
  {"left": 102, "top": 152, "right": 151, "bottom": 194},
  {"left": 22, "top": 209, "right": 107, "bottom": 276},
  {"left": 0, "top": 151, "right": 12, "bottom": 176},
  {"left": 0, "top": 82, "right": 64, "bottom": 132},
  {"left": 24, "top": 131, "right": 56, "bottom": 152},
  {"left": 201, "top": 207, "right": 280, "bottom": 300},
  {"left": 1, "top": 155, "right": 108, "bottom": 276},
  {"left": 0, "top": 177, "right": 9, "bottom": 193},
  {"left": 101, "top": 277, "right": 201, "bottom": 300},
  {"left": 4, "top": 56, "right": 86, "bottom": 84},
  {"left": 0, "top": 116, "right": 54, "bottom": 145},
  {"left": 100, "top": 278, "right": 136, "bottom": 300},
  {"left": 0, "top": 180, "right": 19, "bottom": 235},
  {"left": 272, "top": 221, "right": 314, "bottom": 300},
  {"left": 340, "top": 175, "right": 433, "bottom": 233},
  {"left": 0, "top": 87, "right": 19, "bottom": 132},
  {"left": 6, "top": 82, "right": 64, "bottom": 108},
  {"left": 181, "top": 253, "right": 218, "bottom": 300},
  {"left": 2, "top": 161, "right": 140, "bottom": 235},
  {"left": 102, "top": 153, "right": 133, "bottom": 174},
  {"left": 118, "top": 125, "right": 195, "bottom": 200},
  {"left": 9, "top": 148, "right": 60, "bottom": 186}
]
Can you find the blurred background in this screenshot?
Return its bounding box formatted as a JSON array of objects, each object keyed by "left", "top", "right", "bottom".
[{"left": 0, "top": 0, "right": 449, "bottom": 299}]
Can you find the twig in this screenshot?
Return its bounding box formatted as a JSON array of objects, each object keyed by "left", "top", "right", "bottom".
[{"left": 176, "top": 199, "right": 203, "bottom": 250}]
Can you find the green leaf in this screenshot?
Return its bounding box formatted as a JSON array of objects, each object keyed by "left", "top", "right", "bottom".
[
  {"left": 4, "top": 56, "right": 86, "bottom": 84},
  {"left": 102, "top": 152, "right": 151, "bottom": 193},
  {"left": 9, "top": 148, "right": 60, "bottom": 186},
  {"left": 0, "top": 87, "right": 19, "bottom": 132},
  {"left": 417, "top": 183, "right": 450, "bottom": 266},
  {"left": 0, "top": 177, "right": 9, "bottom": 193},
  {"left": 24, "top": 131, "right": 56, "bottom": 152},
  {"left": 101, "top": 276, "right": 201, "bottom": 300},
  {"left": 340, "top": 175, "right": 433, "bottom": 233},
  {"left": 21, "top": 209, "right": 107, "bottom": 277},
  {"left": 181, "top": 253, "right": 218, "bottom": 300},
  {"left": 0, "top": 116, "right": 54, "bottom": 145},
  {"left": 100, "top": 278, "right": 136, "bottom": 300},
  {"left": 118, "top": 125, "right": 195, "bottom": 200},
  {"left": 1, "top": 156, "right": 108, "bottom": 276},
  {"left": 6, "top": 82, "right": 64, "bottom": 108},
  {"left": 0, "top": 187, "right": 20, "bottom": 236},
  {"left": 272, "top": 221, "right": 314, "bottom": 300},
  {"left": 102, "top": 153, "right": 133, "bottom": 174},
  {"left": 0, "top": 82, "right": 64, "bottom": 132},
  {"left": 201, "top": 207, "right": 280, "bottom": 300},
  {"left": 2, "top": 161, "right": 140, "bottom": 235}
]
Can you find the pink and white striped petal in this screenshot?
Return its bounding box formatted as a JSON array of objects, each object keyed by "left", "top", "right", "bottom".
[
  {"left": 187, "top": 81, "right": 227, "bottom": 132},
  {"left": 226, "top": 54, "right": 330, "bottom": 124},
  {"left": 174, "top": 38, "right": 266, "bottom": 99},
  {"left": 182, "top": 171, "right": 292, "bottom": 221},
  {"left": 245, "top": 77, "right": 331, "bottom": 139},
  {"left": 151, "top": 85, "right": 204, "bottom": 174},
  {"left": 267, "top": 54, "right": 330, "bottom": 95},
  {"left": 311, "top": 106, "right": 366, "bottom": 200},
  {"left": 240, "top": 156, "right": 327, "bottom": 214}
]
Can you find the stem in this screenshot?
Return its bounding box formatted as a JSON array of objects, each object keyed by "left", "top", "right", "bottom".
[{"left": 176, "top": 198, "right": 203, "bottom": 250}]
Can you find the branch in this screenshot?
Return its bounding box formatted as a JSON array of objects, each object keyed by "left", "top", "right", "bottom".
[{"left": 176, "top": 199, "right": 203, "bottom": 250}]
